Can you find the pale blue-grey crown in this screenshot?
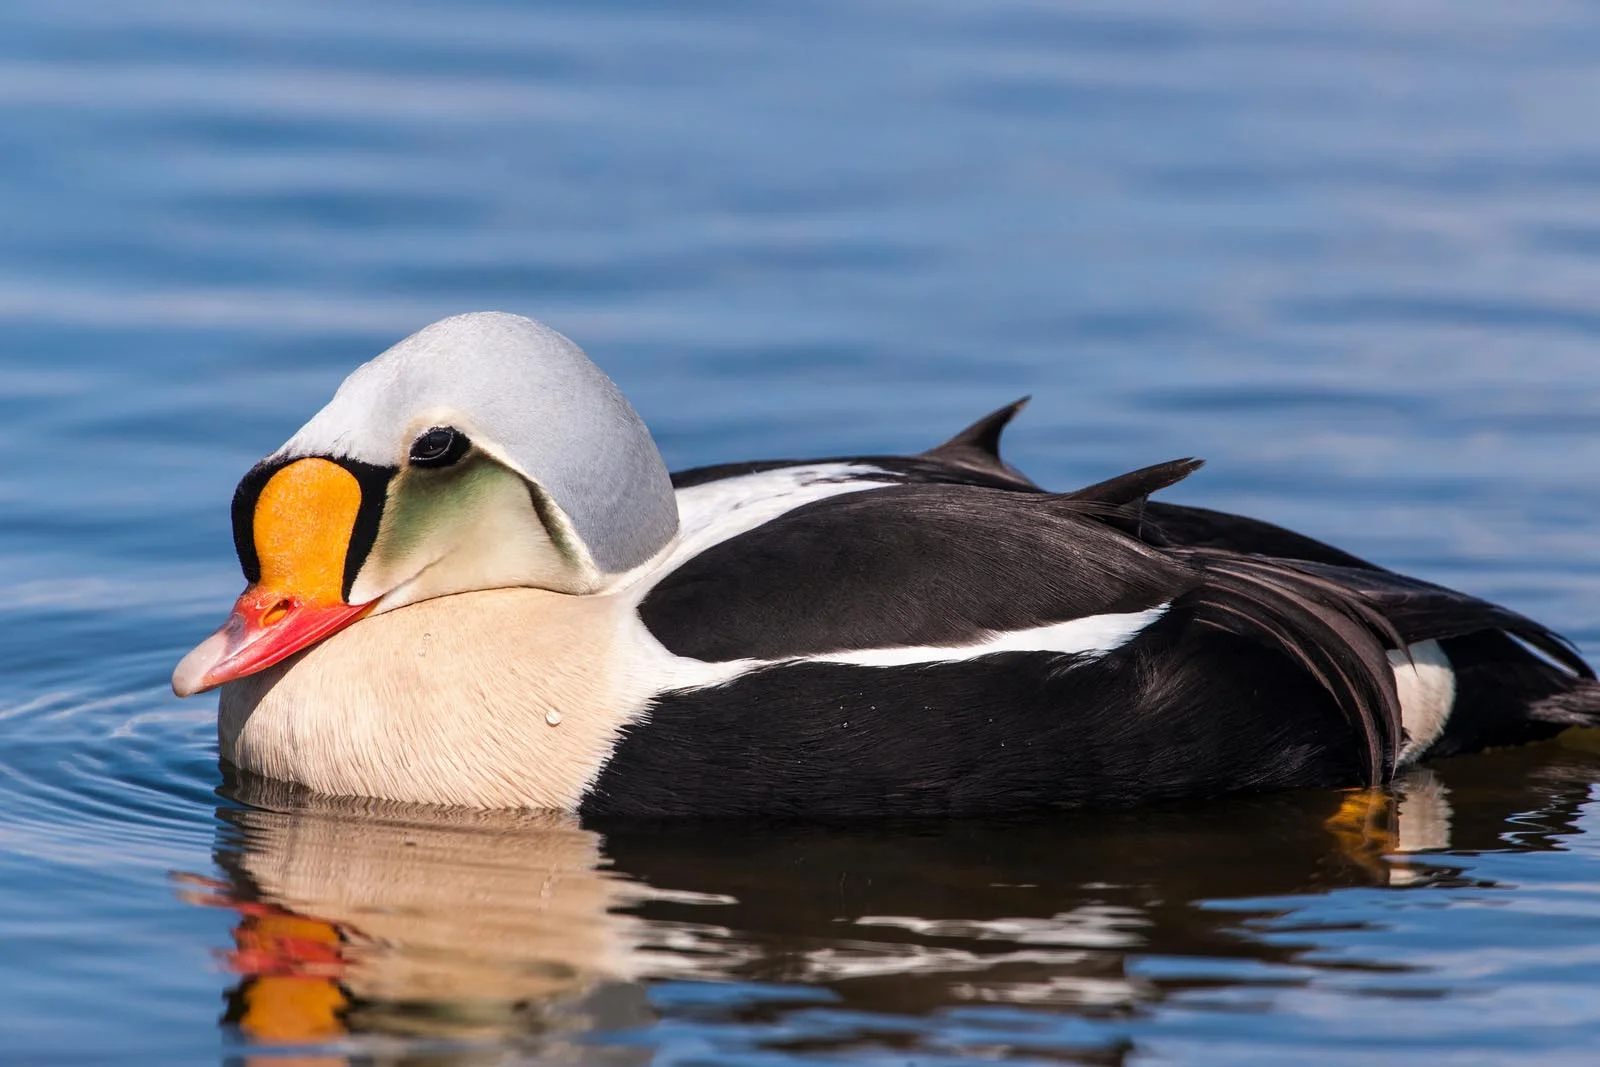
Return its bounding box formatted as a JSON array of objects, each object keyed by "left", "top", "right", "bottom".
[{"left": 278, "top": 311, "right": 679, "bottom": 573}]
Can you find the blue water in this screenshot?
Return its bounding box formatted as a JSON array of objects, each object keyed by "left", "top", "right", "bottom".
[{"left": 6, "top": 1, "right": 1600, "bottom": 1062}]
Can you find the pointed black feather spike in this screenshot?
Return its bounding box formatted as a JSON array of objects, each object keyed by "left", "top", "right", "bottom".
[
  {"left": 921, "top": 398, "right": 1039, "bottom": 489},
  {"left": 1049, "top": 459, "right": 1205, "bottom": 544},
  {"left": 924, "top": 397, "right": 1031, "bottom": 462},
  {"left": 1064, "top": 458, "right": 1205, "bottom": 508}
]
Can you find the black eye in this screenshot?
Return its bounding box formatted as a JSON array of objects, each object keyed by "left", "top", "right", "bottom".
[{"left": 409, "top": 427, "right": 470, "bottom": 468}]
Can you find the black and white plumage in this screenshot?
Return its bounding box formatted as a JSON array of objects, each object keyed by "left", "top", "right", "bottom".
[
  {"left": 593, "top": 417, "right": 1589, "bottom": 816},
  {"left": 171, "top": 313, "right": 1600, "bottom": 814}
]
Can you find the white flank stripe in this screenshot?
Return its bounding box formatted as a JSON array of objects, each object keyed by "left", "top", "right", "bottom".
[
  {"left": 809, "top": 606, "right": 1168, "bottom": 668},
  {"left": 640, "top": 606, "right": 1170, "bottom": 695},
  {"left": 1391, "top": 639, "right": 1456, "bottom": 764}
]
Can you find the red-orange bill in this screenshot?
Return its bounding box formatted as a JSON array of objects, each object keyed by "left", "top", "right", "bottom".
[{"left": 171, "top": 586, "right": 372, "bottom": 697}]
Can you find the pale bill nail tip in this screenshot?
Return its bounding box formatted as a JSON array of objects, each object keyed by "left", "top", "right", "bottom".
[{"left": 171, "top": 631, "right": 228, "bottom": 698}]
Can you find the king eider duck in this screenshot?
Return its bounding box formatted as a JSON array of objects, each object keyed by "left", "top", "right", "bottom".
[{"left": 172, "top": 312, "right": 1600, "bottom": 816}]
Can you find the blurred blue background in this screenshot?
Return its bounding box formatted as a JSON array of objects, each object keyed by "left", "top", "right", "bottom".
[{"left": 5, "top": 2, "right": 1600, "bottom": 1063}]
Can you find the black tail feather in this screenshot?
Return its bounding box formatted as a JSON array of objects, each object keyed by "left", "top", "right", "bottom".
[
  {"left": 1284, "top": 560, "right": 1593, "bottom": 680},
  {"left": 1181, "top": 551, "right": 1407, "bottom": 784}
]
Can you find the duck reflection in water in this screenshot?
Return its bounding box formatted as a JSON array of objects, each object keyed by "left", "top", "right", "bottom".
[
  {"left": 180, "top": 777, "right": 660, "bottom": 1058},
  {"left": 180, "top": 744, "right": 1600, "bottom": 1062}
]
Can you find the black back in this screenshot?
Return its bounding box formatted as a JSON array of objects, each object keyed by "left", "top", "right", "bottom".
[{"left": 641, "top": 484, "right": 1191, "bottom": 662}]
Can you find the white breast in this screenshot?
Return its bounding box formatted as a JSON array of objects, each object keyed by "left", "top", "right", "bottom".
[{"left": 218, "top": 588, "right": 658, "bottom": 809}]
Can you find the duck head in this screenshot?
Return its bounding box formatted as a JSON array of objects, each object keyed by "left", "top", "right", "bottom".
[{"left": 173, "top": 312, "right": 678, "bottom": 697}]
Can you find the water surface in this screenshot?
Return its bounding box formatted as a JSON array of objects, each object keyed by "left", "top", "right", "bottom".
[{"left": 5, "top": 2, "right": 1600, "bottom": 1063}]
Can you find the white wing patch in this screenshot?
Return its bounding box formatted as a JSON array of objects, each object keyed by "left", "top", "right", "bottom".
[
  {"left": 605, "top": 462, "right": 898, "bottom": 596},
  {"left": 1391, "top": 639, "right": 1456, "bottom": 764},
  {"left": 674, "top": 462, "right": 894, "bottom": 550},
  {"left": 665, "top": 463, "right": 897, "bottom": 571}
]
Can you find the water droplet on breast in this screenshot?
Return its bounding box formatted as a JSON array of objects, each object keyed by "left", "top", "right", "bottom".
[{"left": 545, "top": 710, "right": 563, "bottom": 727}]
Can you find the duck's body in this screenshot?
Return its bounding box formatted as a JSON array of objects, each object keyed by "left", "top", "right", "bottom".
[{"left": 182, "top": 313, "right": 1600, "bottom": 815}]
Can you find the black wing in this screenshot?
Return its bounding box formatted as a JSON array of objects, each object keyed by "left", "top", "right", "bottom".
[
  {"left": 1145, "top": 501, "right": 1377, "bottom": 570},
  {"left": 653, "top": 406, "right": 1598, "bottom": 800},
  {"left": 641, "top": 479, "right": 1414, "bottom": 784},
  {"left": 641, "top": 483, "right": 1193, "bottom": 662}
]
